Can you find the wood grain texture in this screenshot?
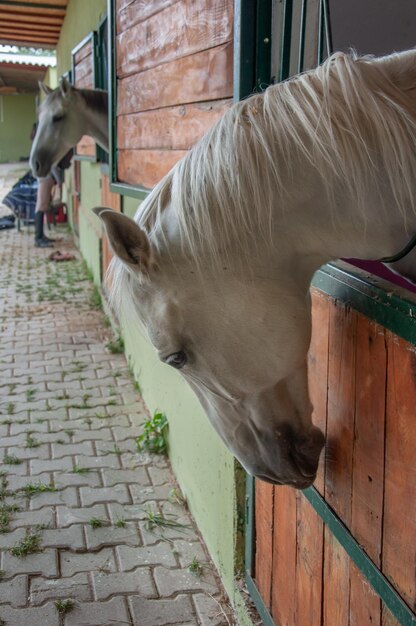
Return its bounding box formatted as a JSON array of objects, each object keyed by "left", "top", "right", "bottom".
[
  {"left": 271, "top": 486, "right": 297, "bottom": 626},
  {"left": 101, "top": 174, "right": 122, "bottom": 280},
  {"left": 118, "top": 149, "right": 187, "bottom": 189},
  {"left": 117, "top": 99, "right": 231, "bottom": 150},
  {"left": 254, "top": 480, "right": 274, "bottom": 611},
  {"left": 117, "top": 0, "right": 179, "bottom": 33},
  {"left": 295, "top": 495, "right": 324, "bottom": 626},
  {"left": 117, "top": 42, "right": 233, "bottom": 115},
  {"left": 308, "top": 289, "right": 330, "bottom": 495},
  {"left": 74, "top": 39, "right": 92, "bottom": 66},
  {"left": 383, "top": 333, "right": 416, "bottom": 612},
  {"left": 116, "top": 0, "right": 233, "bottom": 78},
  {"left": 76, "top": 135, "right": 95, "bottom": 157},
  {"left": 74, "top": 56, "right": 93, "bottom": 89},
  {"left": 323, "top": 302, "right": 356, "bottom": 626}
]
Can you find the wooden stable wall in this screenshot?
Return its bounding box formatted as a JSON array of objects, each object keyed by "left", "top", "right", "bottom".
[
  {"left": 73, "top": 37, "right": 96, "bottom": 158},
  {"left": 254, "top": 287, "right": 416, "bottom": 626},
  {"left": 115, "top": 0, "right": 234, "bottom": 189}
]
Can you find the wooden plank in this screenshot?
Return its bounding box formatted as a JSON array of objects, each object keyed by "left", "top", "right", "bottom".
[
  {"left": 116, "top": 0, "right": 233, "bottom": 78},
  {"left": 295, "top": 494, "right": 324, "bottom": 626},
  {"left": 0, "top": 20, "right": 61, "bottom": 32},
  {"left": 116, "top": 0, "right": 179, "bottom": 33},
  {"left": 0, "top": 5, "right": 65, "bottom": 17},
  {"left": 271, "top": 486, "right": 297, "bottom": 626},
  {"left": 101, "top": 174, "right": 122, "bottom": 281},
  {"left": 0, "top": 11, "right": 63, "bottom": 26},
  {"left": 0, "top": 27, "right": 58, "bottom": 39},
  {"left": 254, "top": 480, "right": 274, "bottom": 611},
  {"left": 74, "top": 57, "right": 93, "bottom": 88},
  {"left": 76, "top": 136, "right": 95, "bottom": 157},
  {"left": 349, "top": 316, "right": 386, "bottom": 626},
  {"left": 325, "top": 301, "right": 356, "bottom": 522},
  {"left": 118, "top": 149, "right": 187, "bottom": 189},
  {"left": 117, "top": 99, "right": 231, "bottom": 150},
  {"left": 382, "top": 333, "right": 416, "bottom": 613},
  {"left": 323, "top": 302, "right": 356, "bottom": 626},
  {"left": 323, "top": 528, "right": 350, "bottom": 626},
  {"left": 0, "top": 33, "right": 56, "bottom": 44},
  {"left": 308, "top": 289, "right": 330, "bottom": 495},
  {"left": 117, "top": 42, "right": 233, "bottom": 115},
  {"left": 74, "top": 40, "right": 93, "bottom": 66},
  {"left": 11, "top": 0, "right": 67, "bottom": 6}
]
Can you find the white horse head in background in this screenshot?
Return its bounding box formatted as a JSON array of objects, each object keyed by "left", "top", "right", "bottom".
[
  {"left": 95, "top": 50, "right": 416, "bottom": 487},
  {"left": 30, "top": 77, "right": 108, "bottom": 178}
]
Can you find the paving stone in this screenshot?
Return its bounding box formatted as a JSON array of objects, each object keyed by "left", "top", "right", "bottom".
[
  {"left": 193, "top": 593, "right": 233, "bottom": 626},
  {"left": 2, "top": 548, "right": 58, "bottom": 577},
  {"left": 154, "top": 565, "right": 219, "bottom": 596},
  {"left": 30, "top": 456, "right": 73, "bottom": 475},
  {"left": 128, "top": 594, "right": 196, "bottom": 626},
  {"left": 0, "top": 601, "right": 60, "bottom": 626},
  {"left": 53, "top": 469, "right": 102, "bottom": 489},
  {"left": 148, "top": 465, "right": 173, "bottom": 486},
  {"left": 42, "top": 524, "right": 86, "bottom": 551},
  {"left": 28, "top": 486, "right": 78, "bottom": 510},
  {"left": 130, "top": 483, "right": 173, "bottom": 503},
  {"left": 51, "top": 440, "right": 94, "bottom": 459},
  {"left": 30, "top": 572, "right": 92, "bottom": 605},
  {"left": 6, "top": 472, "right": 50, "bottom": 491},
  {"left": 92, "top": 566, "right": 157, "bottom": 600},
  {"left": 173, "top": 539, "right": 210, "bottom": 568},
  {"left": 0, "top": 574, "right": 28, "bottom": 607},
  {"left": 11, "top": 506, "right": 54, "bottom": 530},
  {"left": 0, "top": 528, "right": 26, "bottom": 550},
  {"left": 117, "top": 542, "right": 177, "bottom": 571},
  {"left": 96, "top": 438, "right": 137, "bottom": 456},
  {"left": 56, "top": 504, "right": 108, "bottom": 527},
  {"left": 5, "top": 443, "right": 51, "bottom": 461},
  {"left": 64, "top": 596, "right": 130, "bottom": 626},
  {"left": 71, "top": 426, "right": 114, "bottom": 442},
  {"left": 80, "top": 484, "right": 131, "bottom": 506},
  {"left": 73, "top": 452, "right": 120, "bottom": 469},
  {"left": 102, "top": 466, "right": 150, "bottom": 486},
  {"left": 85, "top": 521, "right": 140, "bottom": 550},
  {"left": 60, "top": 547, "right": 116, "bottom": 577}
]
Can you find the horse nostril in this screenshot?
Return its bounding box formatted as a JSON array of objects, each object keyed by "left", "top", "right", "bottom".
[{"left": 35, "top": 161, "right": 41, "bottom": 174}]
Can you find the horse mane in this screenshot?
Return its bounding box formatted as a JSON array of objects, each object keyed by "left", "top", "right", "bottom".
[{"left": 135, "top": 50, "right": 416, "bottom": 266}]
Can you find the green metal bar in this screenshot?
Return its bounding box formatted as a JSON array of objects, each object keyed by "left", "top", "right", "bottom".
[
  {"left": 279, "top": 0, "right": 293, "bottom": 81},
  {"left": 297, "top": 0, "right": 307, "bottom": 73},
  {"left": 233, "top": 0, "right": 257, "bottom": 101},
  {"left": 303, "top": 487, "right": 416, "bottom": 626},
  {"left": 245, "top": 574, "right": 276, "bottom": 626},
  {"left": 245, "top": 474, "right": 255, "bottom": 575},
  {"left": 318, "top": 0, "right": 332, "bottom": 63},
  {"left": 107, "top": 0, "right": 118, "bottom": 189},
  {"left": 255, "top": 0, "right": 272, "bottom": 91},
  {"left": 108, "top": 181, "right": 149, "bottom": 201},
  {"left": 312, "top": 263, "right": 416, "bottom": 345}
]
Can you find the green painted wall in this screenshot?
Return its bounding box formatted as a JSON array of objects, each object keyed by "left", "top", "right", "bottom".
[
  {"left": 0, "top": 94, "right": 36, "bottom": 163},
  {"left": 78, "top": 161, "right": 103, "bottom": 286},
  {"left": 56, "top": 0, "right": 107, "bottom": 77}
]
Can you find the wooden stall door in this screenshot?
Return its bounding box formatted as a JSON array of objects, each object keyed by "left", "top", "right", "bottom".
[
  {"left": 73, "top": 36, "right": 96, "bottom": 158},
  {"left": 115, "top": 0, "right": 234, "bottom": 189},
  {"left": 254, "top": 288, "right": 416, "bottom": 626},
  {"left": 100, "top": 173, "right": 121, "bottom": 280}
]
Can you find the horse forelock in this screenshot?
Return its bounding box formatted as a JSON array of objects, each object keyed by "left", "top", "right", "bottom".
[{"left": 130, "top": 50, "right": 416, "bottom": 274}]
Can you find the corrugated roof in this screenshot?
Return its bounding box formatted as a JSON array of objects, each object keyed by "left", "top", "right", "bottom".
[
  {"left": 0, "top": 0, "right": 68, "bottom": 49},
  {"left": 0, "top": 52, "right": 56, "bottom": 67}
]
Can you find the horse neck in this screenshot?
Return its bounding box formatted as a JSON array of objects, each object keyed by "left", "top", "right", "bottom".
[{"left": 78, "top": 89, "right": 109, "bottom": 151}]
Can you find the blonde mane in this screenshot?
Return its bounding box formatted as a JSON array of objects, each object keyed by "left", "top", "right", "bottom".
[{"left": 135, "top": 51, "right": 416, "bottom": 264}]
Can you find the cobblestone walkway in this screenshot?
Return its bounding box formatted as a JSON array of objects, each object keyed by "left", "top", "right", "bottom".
[{"left": 0, "top": 167, "right": 235, "bottom": 625}]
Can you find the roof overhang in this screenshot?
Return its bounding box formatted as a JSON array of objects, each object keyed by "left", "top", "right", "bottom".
[
  {"left": 0, "top": 60, "right": 50, "bottom": 93},
  {"left": 0, "top": 0, "right": 68, "bottom": 49}
]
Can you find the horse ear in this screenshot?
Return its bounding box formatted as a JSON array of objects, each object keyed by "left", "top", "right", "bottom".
[
  {"left": 38, "top": 81, "right": 52, "bottom": 96},
  {"left": 59, "top": 76, "right": 72, "bottom": 98},
  {"left": 93, "top": 207, "right": 156, "bottom": 273},
  {"left": 371, "top": 49, "right": 416, "bottom": 91}
]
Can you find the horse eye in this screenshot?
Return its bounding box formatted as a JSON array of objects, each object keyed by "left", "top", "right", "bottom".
[
  {"left": 52, "top": 114, "right": 64, "bottom": 123},
  {"left": 164, "top": 351, "right": 187, "bottom": 369}
]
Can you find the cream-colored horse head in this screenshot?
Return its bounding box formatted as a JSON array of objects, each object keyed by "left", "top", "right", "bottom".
[{"left": 94, "top": 208, "right": 325, "bottom": 488}]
